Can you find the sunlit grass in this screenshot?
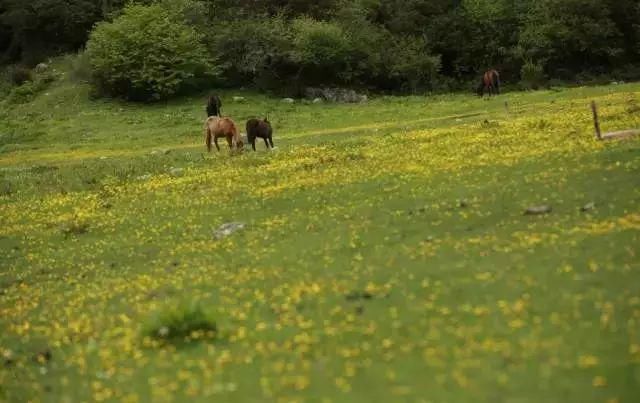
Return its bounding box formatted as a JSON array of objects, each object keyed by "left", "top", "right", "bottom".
[{"left": 1, "top": 76, "right": 639, "bottom": 402}]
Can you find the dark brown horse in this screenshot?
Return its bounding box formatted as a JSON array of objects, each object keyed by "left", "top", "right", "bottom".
[
  {"left": 477, "top": 69, "right": 500, "bottom": 97},
  {"left": 204, "top": 116, "right": 243, "bottom": 152},
  {"left": 246, "top": 118, "right": 274, "bottom": 151},
  {"left": 206, "top": 94, "right": 222, "bottom": 117}
]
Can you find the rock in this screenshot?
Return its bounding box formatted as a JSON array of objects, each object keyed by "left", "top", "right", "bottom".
[
  {"left": 99, "top": 156, "right": 108, "bottom": 160},
  {"left": 137, "top": 174, "right": 152, "bottom": 181},
  {"left": 580, "top": 202, "right": 596, "bottom": 212},
  {"left": 232, "top": 96, "right": 246, "bottom": 102},
  {"left": 163, "top": 149, "right": 171, "bottom": 155},
  {"left": 213, "top": 222, "right": 246, "bottom": 239},
  {"left": 524, "top": 205, "right": 552, "bottom": 215},
  {"left": 281, "top": 98, "right": 295, "bottom": 104},
  {"left": 34, "top": 63, "right": 49, "bottom": 74},
  {"left": 312, "top": 97, "right": 323, "bottom": 104},
  {"left": 169, "top": 167, "right": 184, "bottom": 177},
  {"left": 303, "top": 87, "right": 368, "bottom": 103},
  {"left": 150, "top": 150, "right": 160, "bottom": 156}
]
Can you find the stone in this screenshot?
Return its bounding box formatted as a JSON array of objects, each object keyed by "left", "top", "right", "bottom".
[
  {"left": 524, "top": 205, "right": 552, "bottom": 215},
  {"left": 232, "top": 96, "right": 246, "bottom": 102},
  {"left": 580, "top": 202, "right": 596, "bottom": 212},
  {"left": 281, "top": 98, "right": 295, "bottom": 103},
  {"left": 34, "top": 63, "right": 49, "bottom": 74},
  {"left": 312, "top": 98, "right": 323, "bottom": 104},
  {"left": 169, "top": 167, "right": 184, "bottom": 177},
  {"left": 213, "top": 222, "right": 246, "bottom": 239}
]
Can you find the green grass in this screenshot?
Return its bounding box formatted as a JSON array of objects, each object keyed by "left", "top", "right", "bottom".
[{"left": 1, "top": 71, "right": 639, "bottom": 402}]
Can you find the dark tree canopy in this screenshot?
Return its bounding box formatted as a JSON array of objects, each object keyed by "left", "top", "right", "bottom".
[{"left": 2, "top": 0, "right": 639, "bottom": 94}]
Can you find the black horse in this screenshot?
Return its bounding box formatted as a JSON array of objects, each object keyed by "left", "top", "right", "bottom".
[
  {"left": 477, "top": 69, "right": 500, "bottom": 97},
  {"left": 206, "top": 94, "right": 222, "bottom": 117},
  {"left": 246, "top": 118, "right": 274, "bottom": 151}
]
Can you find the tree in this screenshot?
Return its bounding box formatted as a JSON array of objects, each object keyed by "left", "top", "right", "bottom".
[{"left": 86, "top": 3, "right": 213, "bottom": 101}]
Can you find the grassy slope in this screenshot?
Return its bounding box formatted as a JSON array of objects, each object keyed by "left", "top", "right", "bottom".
[{"left": 1, "top": 74, "right": 640, "bottom": 402}]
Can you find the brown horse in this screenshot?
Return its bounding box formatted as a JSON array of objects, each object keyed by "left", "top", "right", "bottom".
[
  {"left": 477, "top": 69, "right": 500, "bottom": 97},
  {"left": 204, "top": 116, "right": 244, "bottom": 152},
  {"left": 246, "top": 118, "right": 274, "bottom": 151}
]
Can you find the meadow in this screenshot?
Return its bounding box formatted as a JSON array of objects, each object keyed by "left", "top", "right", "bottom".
[{"left": 1, "top": 73, "right": 639, "bottom": 402}]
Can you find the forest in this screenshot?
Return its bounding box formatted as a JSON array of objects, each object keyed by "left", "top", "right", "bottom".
[{"left": 1, "top": 0, "right": 640, "bottom": 99}]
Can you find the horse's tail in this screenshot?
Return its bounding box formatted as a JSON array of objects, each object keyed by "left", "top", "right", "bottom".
[
  {"left": 228, "top": 119, "right": 241, "bottom": 149},
  {"left": 493, "top": 71, "right": 501, "bottom": 94},
  {"left": 204, "top": 118, "right": 212, "bottom": 152}
]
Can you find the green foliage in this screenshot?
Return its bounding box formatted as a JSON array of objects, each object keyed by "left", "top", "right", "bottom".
[
  {"left": 144, "top": 302, "right": 218, "bottom": 344},
  {"left": 206, "top": 16, "right": 294, "bottom": 89},
  {"left": 518, "top": 0, "right": 622, "bottom": 76},
  {"left": 86, "top": 3, "right": 213, "bottom": 101},
  {"left": 520, "top": 60, "right": 546, "bottom": 90},
  {"left": 290, "top": 18, "right": 353, "bottom": 85},
  {"left": 387, "top": 36, "right": 441, "bottom": 93},
  {"left": 0, "top": 0, "right": 103, "bottom": 64}
]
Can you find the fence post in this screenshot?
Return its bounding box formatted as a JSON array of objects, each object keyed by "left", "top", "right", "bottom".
[{"left": 591, "top": 101, "right": 602, "bottom": 140}]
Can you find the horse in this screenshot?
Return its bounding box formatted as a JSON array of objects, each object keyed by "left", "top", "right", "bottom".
[
  {"left": 206, "top": 94, "right": 222, "bottom": 117},
  {"left": 477, "top": 69, "right": 501, "bottom": 97},
  {"left": 204, "top": 116, "right": 243, "bottom": 152},
  {"left": 246, "top": 118, "right": 274, "bottom": 151}
]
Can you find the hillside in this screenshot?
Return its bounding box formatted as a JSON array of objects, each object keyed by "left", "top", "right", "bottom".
[{"left": 1, "top": 76, "right": 640, "bottom": 402}]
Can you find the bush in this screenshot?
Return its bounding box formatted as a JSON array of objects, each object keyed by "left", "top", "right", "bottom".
[
  {"left": 206, "top": 16, "right": 295, "bottom": 90},
  {"left": 290, "top": 17, "right": 353, "bottom": 86},
  {"left": 144, "top": 302, "right": 218, "bottom": 344},
  {"left": 8, "top": 65, "right": 32, "bottom": 85},
  {"left": 520, "top": 60, "right": 546, "bottom": 90},
  {"left": 86, "top": 3, "right": 213, "bottom": 101},
  {"left": 387, "top": 35, "right": 441, "bottom": 93}
]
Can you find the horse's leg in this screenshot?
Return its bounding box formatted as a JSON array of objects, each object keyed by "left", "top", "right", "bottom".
[
  {"left": 268, "top": 135, "right": 274, "bottom": 148},
  {"left": 226, "top": 135, "right": 233, "bottom": 149},
  {"left": 214, "top": 135, "right": 220, "bottom": 151},
  {"left": 263, "top": 137, "right": 269, "bottom": 149}
]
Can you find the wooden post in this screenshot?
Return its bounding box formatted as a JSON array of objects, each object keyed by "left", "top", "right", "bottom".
[{"left": 591, "top": 101, "right": 602, "bottom": 140}]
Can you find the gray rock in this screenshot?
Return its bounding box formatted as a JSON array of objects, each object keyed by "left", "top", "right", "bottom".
[
  {"left": 213, "top": 222, "right": 246, "bottom": 239},
  {"left": 169, "top": 167, "right": 184, "bottom": 177},
  {"left": 281, "top": 98, "right": 295, "bottom": 104},
  {"left": 524, "top": 205, "right": 552, "bottom": 215},
  {"left": 232, "top": 96, "right": 246, "bottom": 102},
  {"left": 312, "top": 97, "right": 323, "bottom": 104},
  {"left": 34, "top": 63, "right": 48, "bottom": 74},
  {"left": 580, "top": 202, "right": 596, "bottom": 212}
]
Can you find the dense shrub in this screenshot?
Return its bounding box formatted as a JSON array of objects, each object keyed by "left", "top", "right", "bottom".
[
  {"left": 387, "top": 36, "right": 441, "bottom": 93},
  {"left": 8, "top": 65, "right": 31, "bottom": 85},
  {"left": 206, "top": 16, "right": 294, "bottom": 90},
  {"left": 520, "top": 60, "right": 546, "bottom": 90},
  {"left": 290, "top": 18, "right": 353, "bottom": 86},
  {"left": 86, "top": 3, "right": 213, "bottom": 101}
]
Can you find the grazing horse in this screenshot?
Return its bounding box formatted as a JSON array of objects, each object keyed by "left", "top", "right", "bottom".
[
  {"left": 206, "top": 94, "right": 222, "bottom": 117},
  {"left": 204, "top": 116, "right": 243, "bottom": 152},
  {"left": 246, "top": 118, "right": 274, "bottom": 151},
  {"left": 477, "top": 69, "right": 501, "bottom": 97}
]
